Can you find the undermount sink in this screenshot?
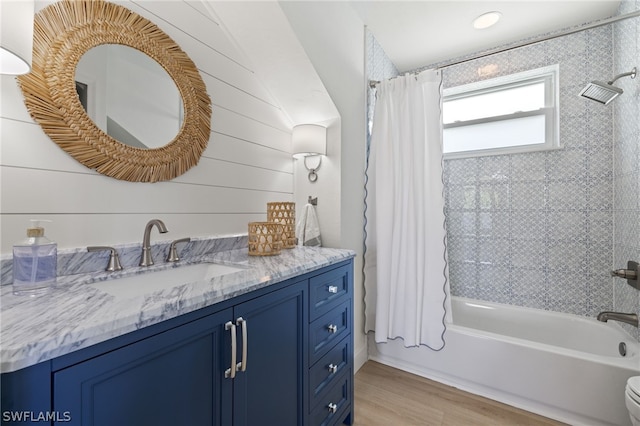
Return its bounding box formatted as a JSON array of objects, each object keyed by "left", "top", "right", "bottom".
[{"left": 89, "top": 263, "right": 244, "bottom": 299}]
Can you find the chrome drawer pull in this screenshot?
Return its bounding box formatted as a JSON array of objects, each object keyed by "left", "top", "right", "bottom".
[
  {"left": 328, "top": 363, "right": 338, "bottom": 374},
  {"left": 224, "top": 321, "right": 236, "bottom": 379},
  {"left": 327, "top": 324, "right": 338, "bottom": 333},
  {"left": 236, "top": 317, "right": 247, "bottom": 373},
  {"left": 328, "top": 285, "right": 338, "bottom": 294},
  {"left": 328, "top": 402, "right": 337, "bottom": 413}
]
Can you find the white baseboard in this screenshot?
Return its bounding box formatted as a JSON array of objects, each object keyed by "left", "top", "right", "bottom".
[{"left": 354, "top": 342, "right": 368, "bottom": 373}]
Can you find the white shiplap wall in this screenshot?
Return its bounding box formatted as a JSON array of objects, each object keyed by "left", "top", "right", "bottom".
[{"left": 0, "top": 0, "right": 294, "bottom": 253}]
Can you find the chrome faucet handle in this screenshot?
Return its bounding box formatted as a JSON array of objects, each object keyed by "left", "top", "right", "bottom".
[
  {"left": 167, "top": 238, "right": 191, "bottom": 262},
  {"left": 87, "top": 246, "right": 123, "bottom": 272},
  {"left": 610, "top": 260, "right": 639, "bottom": 290},
  {"left": 610, "top": 269, "right": 637, "bottom": 280}
]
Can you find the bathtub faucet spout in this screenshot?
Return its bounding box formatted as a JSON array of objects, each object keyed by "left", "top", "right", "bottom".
[{"left": 596, "top": 311, "right": 639, "bottom": 327}]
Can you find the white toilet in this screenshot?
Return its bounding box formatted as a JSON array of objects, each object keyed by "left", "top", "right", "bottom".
[{"left": 626, "top": 376, "right": 640, "bottom": 426}]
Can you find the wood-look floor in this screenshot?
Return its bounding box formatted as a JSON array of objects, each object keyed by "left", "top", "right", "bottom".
[{"left": 354, "top": 361, "right": 566, "bottom": 426}]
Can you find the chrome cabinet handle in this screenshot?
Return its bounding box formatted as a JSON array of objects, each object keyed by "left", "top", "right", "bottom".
[
  {"left": 225, "top": 321, "right": 236, "bottom": 379},
  {"left": 328, "top": 324, "right": 338, "bottom": 333},
  {"left": 328, "top": 285, "right": 338, "bottom": 294},
  {"left": 327, "top": 403, "right": 337, "bottom": 413},
  {"left": 236, "top": 317, "right": 247, "bottom": 373},
  {"left": 328, "top": 363, "right": 338, "bottom": 374}
]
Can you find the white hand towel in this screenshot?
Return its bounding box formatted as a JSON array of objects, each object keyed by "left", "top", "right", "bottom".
[{"left": 296, "top": 203, "right": 321, "bottom": 247}]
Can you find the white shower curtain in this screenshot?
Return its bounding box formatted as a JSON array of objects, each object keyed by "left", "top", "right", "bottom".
[{"left": 364, "top": 70, "right": 451, "bottom": 349}]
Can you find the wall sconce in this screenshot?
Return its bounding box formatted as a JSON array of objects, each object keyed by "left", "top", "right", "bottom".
[
  {"left": 0, "top": 0, "right": 34, "bottom": 75},
  {"left": 292, "top": 124, "right": 326, "bottom": 183}
]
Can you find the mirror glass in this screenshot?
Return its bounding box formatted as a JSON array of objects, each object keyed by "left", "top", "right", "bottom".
[{"left": 75, "top": 44, "right": 183, "bottom": 149}]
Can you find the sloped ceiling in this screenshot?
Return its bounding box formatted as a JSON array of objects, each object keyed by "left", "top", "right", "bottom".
[{"left": 204, "top": 1, "right": 339, "bottom": 127}]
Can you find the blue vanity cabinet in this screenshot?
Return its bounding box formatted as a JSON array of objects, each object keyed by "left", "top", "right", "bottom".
[
  {"left": 52, "top": 280, "right": 307, "bottom": 426},
  {"left": 231, "top": 279, "right": 306, "bottom": 426},
  {"left": 1, "top": 258, "right": 354, "bottom": 426},
  {"left": 53, "top": 308, "right": 233, "bottom": 426},
  {"left": 307, "top": 262, "right": 354, "bottom": 426}
]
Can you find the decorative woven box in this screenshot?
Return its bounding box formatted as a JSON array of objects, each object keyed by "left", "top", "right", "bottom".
[
  {"left": 248, "top": 222, "right": 283, "bottom": 256},
  {"left": 267, "top": 202, "right": 296, "bottom": 248}
]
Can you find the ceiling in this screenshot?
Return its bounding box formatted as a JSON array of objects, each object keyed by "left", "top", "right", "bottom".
[
  {"left": 208, "top": 1, "right": 625, "bottom": 126},
  {"left": 349, "top": 1, "right": 622, "bottom": 72}
]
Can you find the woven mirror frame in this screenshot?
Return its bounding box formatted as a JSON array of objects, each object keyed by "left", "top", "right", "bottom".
[{"left": 17, "top": 0, "right": 212, "bottom": 182}]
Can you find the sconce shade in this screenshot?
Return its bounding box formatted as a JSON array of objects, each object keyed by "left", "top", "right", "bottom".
[
  {"left": 292, "top": 124, "right": 326, "bottom": 158},
  {"left": 0, "top": 0, "right": 34, "bottom": 75}
]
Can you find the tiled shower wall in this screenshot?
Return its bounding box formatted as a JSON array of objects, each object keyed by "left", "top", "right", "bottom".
[
  {"left": 365, "top": 30, "right": 399, "bottom": 132},
  {"left": 613, "top": 3, "right": 640, "bottom": 340},
  {"left": 366, "top": 15, "right": 639, "bottom": 333},
  {"left": 442, "top": 26, "right": 615, "bottom": 318}
]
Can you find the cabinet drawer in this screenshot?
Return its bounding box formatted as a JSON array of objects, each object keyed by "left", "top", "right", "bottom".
[
  {"left": 309, "top": 301, "right": 350, "bottom": 364},
  {"left": 309, "top": 336, "right": 350, "bottom": 400},
  {"left": 309, "top": 371, "right": 351, "bottom": 426},
  {"left": 309, "top": 264, "right": 350, "bottom": 321}
]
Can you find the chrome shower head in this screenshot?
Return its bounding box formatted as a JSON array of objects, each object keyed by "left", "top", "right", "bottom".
[
  {"left": 579, "top": 81, "right": 623, "bottom": 105},
  {"left": 579, "top": 67, "right": 636, "bottom": 105}
]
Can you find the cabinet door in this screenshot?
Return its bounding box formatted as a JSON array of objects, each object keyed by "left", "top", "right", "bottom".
[
  {"left": 53, "top": 308, "right": 232, "bottom": 426},
  {"left": 231, "top": 280, "right": 306, "bottom": 426}
]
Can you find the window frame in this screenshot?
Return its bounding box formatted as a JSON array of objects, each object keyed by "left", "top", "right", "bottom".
[{"left": 443, "top": 64, "right": 560, "bottom": 159}]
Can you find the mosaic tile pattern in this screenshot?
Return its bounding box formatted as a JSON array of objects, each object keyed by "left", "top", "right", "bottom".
[
  {"left": 442, "top": 26, "right": 616, "bottom": 318},
  {"left": 613, "top": 12, "right": 640, "bottom": 340},
  {"left": 366, "top": 29, "right": 399, "bottom": 137},
  {"left": 619, "top": 0, "right": 640, "bottom": 14}
]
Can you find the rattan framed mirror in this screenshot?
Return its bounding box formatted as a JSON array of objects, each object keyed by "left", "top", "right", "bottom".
[{"left": 18, "top": 0, "right": 212, "bottom": 183}]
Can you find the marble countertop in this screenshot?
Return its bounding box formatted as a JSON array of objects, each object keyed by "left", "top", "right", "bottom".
[{"left": 0, "top": 247, "right": 355, "bottom": 373}]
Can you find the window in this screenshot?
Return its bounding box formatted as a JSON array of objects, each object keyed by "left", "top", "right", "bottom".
[{"left": 443, "top": 65, "right": 559, "bottom": 158}]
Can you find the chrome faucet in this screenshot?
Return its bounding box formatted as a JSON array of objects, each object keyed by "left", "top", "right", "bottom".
[
  {"left": 596, "top": 311, "right": 639, "bottom": 327},
  {"left": 140, "top": 219, "right": 168, "bottom": 267}
]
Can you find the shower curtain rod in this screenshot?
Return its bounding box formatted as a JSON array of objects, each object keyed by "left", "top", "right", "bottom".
[{"left": 368, "top": 9, "right": 640, "bottom": 88}]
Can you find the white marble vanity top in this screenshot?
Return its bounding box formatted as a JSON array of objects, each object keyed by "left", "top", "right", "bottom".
[{"left": 0, "top": 247, "right": 355, "bottom": 373}]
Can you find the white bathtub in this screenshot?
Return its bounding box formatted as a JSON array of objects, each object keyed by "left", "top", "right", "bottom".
[{"left": 369, "top": 296, "right": 640, "bottom": 426}]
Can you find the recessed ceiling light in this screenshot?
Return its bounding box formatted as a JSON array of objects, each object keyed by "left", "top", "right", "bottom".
[{"left": 473, "top": 11, "right": 502, "bottom": 30}]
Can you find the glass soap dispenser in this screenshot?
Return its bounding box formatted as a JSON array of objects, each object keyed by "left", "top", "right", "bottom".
[{"left": 12, "top": 220, "right": 57, "bottom": 295}]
